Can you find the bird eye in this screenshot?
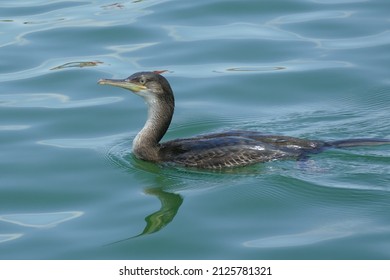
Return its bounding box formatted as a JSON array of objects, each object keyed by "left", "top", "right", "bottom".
[{"left": 139, "top": 77, "right": 146, "bottom": 84}]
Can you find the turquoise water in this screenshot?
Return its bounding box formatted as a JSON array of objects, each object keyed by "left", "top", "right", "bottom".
[{"left": 1, "top": 0, "right": 389, "bottom": 259}]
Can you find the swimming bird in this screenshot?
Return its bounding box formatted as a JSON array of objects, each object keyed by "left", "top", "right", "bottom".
[{"left": 98, "top": 71, "right": 389, "bottom": 169}]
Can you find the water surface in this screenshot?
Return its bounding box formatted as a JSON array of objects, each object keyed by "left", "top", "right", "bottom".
[{"left": 0, "top": 0, "right": 389, "bottom": 259}]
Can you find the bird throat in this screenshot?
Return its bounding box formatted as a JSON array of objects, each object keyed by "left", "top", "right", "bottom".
[{"left": 132, "top": 98, "right": 173, "bottom": 161}]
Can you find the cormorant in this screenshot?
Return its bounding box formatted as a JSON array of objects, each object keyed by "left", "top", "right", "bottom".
[{"left": 98, "top": 71, "right": 389, "bottom": 169}]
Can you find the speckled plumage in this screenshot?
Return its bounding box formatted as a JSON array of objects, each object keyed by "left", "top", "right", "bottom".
[{"left": 159, "top": 131, "right": 324, "bottom": 169}]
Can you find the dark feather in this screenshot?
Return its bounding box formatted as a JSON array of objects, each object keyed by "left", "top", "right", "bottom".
[{"left": 159, "top": 131, "right": 322, "bottom": 169}]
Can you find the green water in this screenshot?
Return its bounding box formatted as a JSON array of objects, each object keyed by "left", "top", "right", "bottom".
[{"left": 0, "top": 0, "right": 389, "bottom": 259}]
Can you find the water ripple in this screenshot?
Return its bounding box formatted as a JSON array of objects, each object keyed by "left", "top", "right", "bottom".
[
  {"left": 38, "top": 133, "right": 130, "bottom": 152},
  {"left": 244, "top": 219, "right": 389, "bottom": 248},
  {"left": 0, "top": 211, "right": 83, "bottom": 228},
  {"left": 152, "top": 60, "right": 351, "bottom": 78},
  {"left": 0, "top": 93, "right": 122, "bottom": 108},
  {"left": 165, "top": 23, "right": 302, "bottom": 42},
  {"left": 0, "top": 0, "right": 169, "bottom": 48},
  {"left": 0, "top": 57, "right": 104, "bottom": 82},
  {"left": 267, "top": 10, "right": 354, "bottom": 25},
  {"left": 0, "top": 125, "right": 30, "bottom": 131},
  {"left": 0, "top": 233, "right": 23, "bottom": 244},
  {"left": 318, "top": 30, "right": 390, "bottom": 50},
  {"left": 164, "top": 20, "right": 390, "bottom": 51}
]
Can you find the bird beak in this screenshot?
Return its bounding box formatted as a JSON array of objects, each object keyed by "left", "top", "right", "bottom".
[{"left": 97, "top": 78, "right": 147, "bottom": 92}]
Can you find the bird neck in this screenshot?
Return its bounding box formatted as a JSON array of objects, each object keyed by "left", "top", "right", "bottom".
[{"left": 132, "top": 97, "right": 174, "bottom": 161}]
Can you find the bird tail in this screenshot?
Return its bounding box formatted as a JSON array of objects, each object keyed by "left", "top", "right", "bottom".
[{"left": 327, "top": 138, "right": 390, "bottom": 148}]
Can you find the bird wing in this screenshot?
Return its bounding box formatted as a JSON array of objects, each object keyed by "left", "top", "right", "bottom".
[{"left": 160, "top": 136, "right": 296, "bottom": 169}]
